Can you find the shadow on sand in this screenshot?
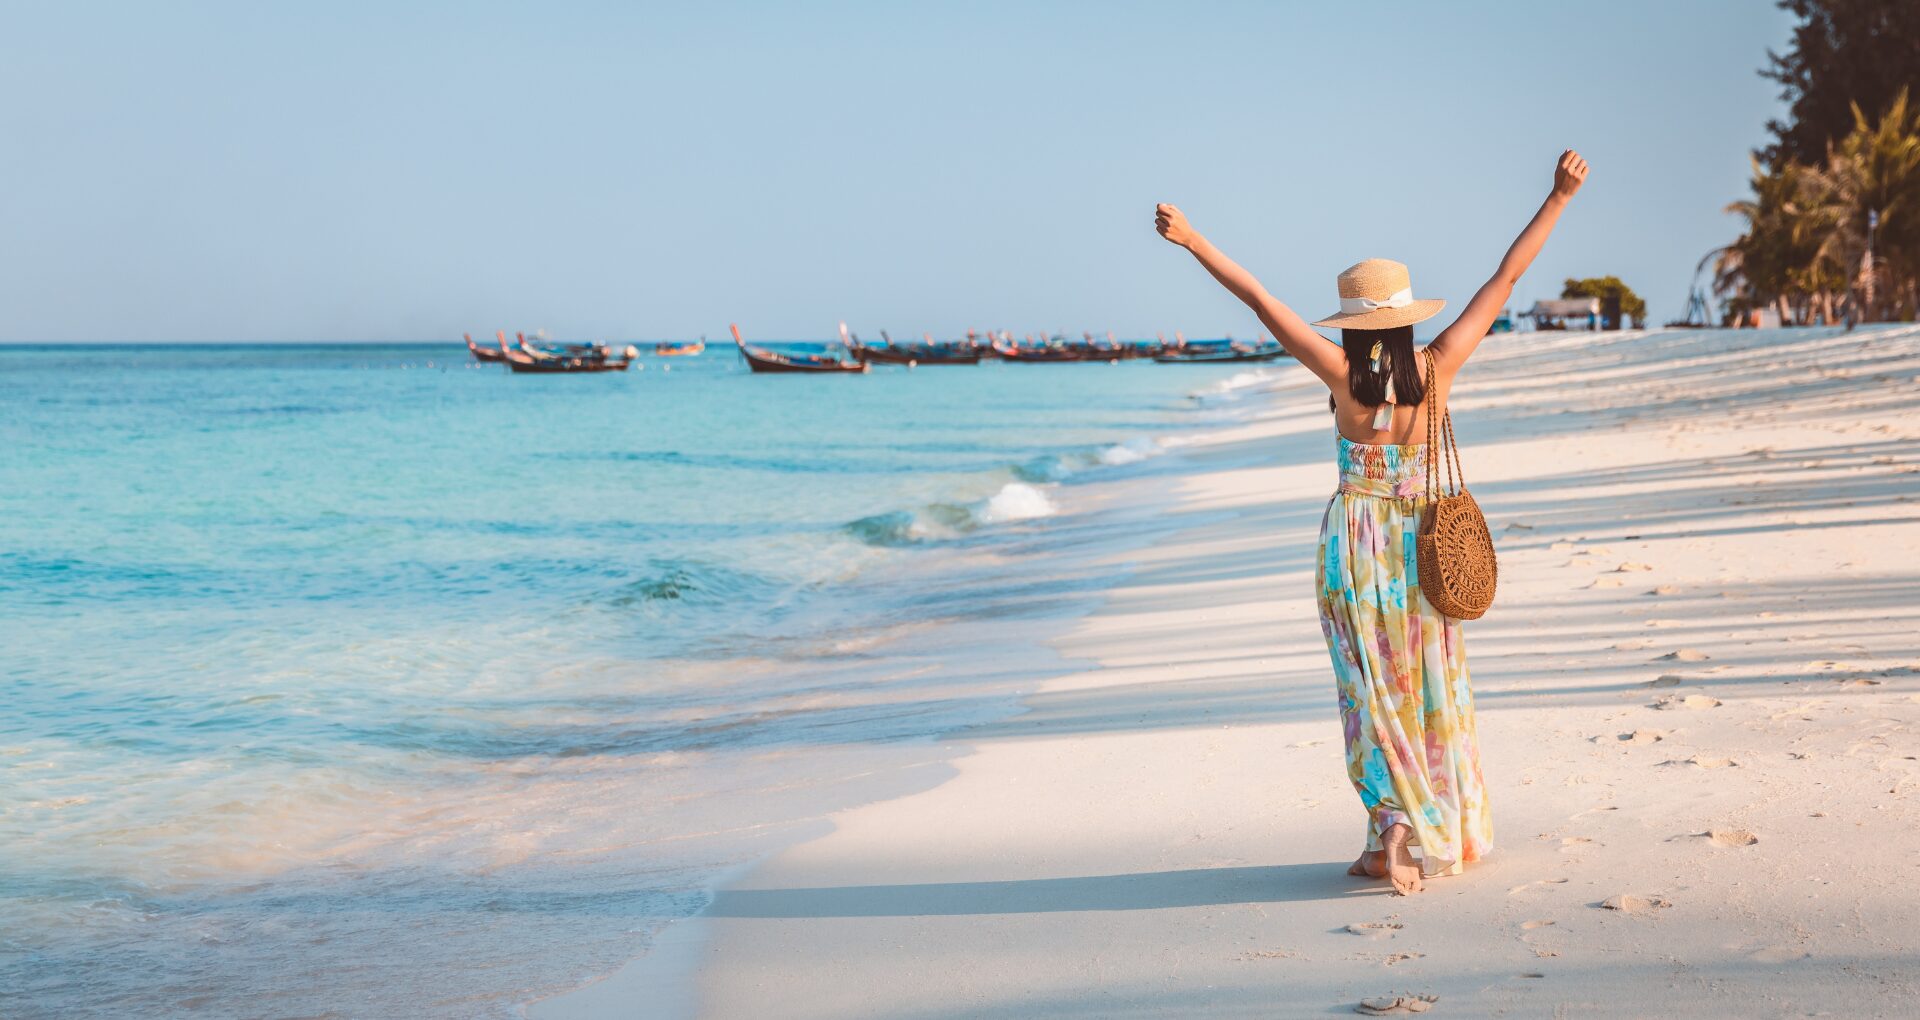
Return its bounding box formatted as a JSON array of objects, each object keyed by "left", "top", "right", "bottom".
[{"left": 707, "top": 861, "right": 1371, "bottom": 919}]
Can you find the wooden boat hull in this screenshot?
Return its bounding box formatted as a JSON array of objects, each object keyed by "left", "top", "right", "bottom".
[
  {"left": 506, "top": 357, "right": 632, "bottom": 373},
  {"left": 739, "top": 345, "right": 867, "bottom": 373},
  {"left": 729, "top": 324, "right": 867, "bottom": 373},
  {"left": 991, "top": 346, "right": 1094, "bottom": 363},
  {"left": 655, "top": 342, "right": 706, "bottom": 356},
  {"left": 1153, "top": 347, "right": 1287, "bottom": 363}
]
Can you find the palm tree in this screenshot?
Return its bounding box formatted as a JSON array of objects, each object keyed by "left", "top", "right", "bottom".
[
  {"left": 1800, "top": 88, "right": 1920, "bottom": 321},
  {"left": 1718, "top": 159, "right": 1820, "bottom": 324}
]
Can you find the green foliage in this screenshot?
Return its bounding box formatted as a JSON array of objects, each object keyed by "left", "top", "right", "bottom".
[
  {"left": 1561, "top": 276, "right": 1648, "bottom": 328},
  {"left": 1761, "top": 1, "right": 1920, "bottom": 169},
  {"left": 1721, "top": 87, "right": 1920, "bottom": 322}
]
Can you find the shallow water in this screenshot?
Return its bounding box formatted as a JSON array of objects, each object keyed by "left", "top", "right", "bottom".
[{"left": 0, "top": 343, "right": 1274, "bottom": 1017}]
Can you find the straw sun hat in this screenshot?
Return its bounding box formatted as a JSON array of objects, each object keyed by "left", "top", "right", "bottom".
[{"left": 1309, "top": 258, "right": 1446, "bottom": 331}]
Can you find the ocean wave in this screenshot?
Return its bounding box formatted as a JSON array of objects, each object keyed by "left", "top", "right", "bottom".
[
  {"left": 1096, "top": 437, "right": 1160, "bottom": 466},
  {"left": 843, "top": 503, "right": 977, "bottom": 546},
  {"left": 977, "top": 482, "right": 1056, "bottom": 523},
  {"left": 1012, "top": 454, "right": 1072, "bottom": 483},
  {"left": 844, "top": 482, "right": 1059, "bottom": 547},
  {"left": 1014, "top": 438, "right": 1163, "bottom": 482},
  {"left": 842, "top": 434, "right": 1169, "bottom": 548},
  {"left": 600, "top": 559, "right": 775, "bottom": 608},
  {"left": 1192, "top": 366, "right": 1285, "bottom": 401}
]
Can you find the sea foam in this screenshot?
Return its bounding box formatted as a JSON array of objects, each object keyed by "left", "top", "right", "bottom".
[{"left": 976, "top": 482, "right": 1056, "bottom": 523}]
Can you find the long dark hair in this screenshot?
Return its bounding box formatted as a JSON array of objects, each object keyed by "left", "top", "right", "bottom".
[{"left": 1328, "top": 325, "right": 1426, "bottom": 414}]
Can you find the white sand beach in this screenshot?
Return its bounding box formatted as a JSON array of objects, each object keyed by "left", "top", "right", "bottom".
[{"left": 537, "top": 325, "right": 1920, "bottom": 1018}]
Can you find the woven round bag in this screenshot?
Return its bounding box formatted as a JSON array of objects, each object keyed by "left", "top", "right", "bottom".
[{"left": 1414, "top": 349, "right": 1497, "bottom": 620}]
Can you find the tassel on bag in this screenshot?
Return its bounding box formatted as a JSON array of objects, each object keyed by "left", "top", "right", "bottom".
[{"left": 1414, "top": 349, "right": 1498, "bottom": 620}]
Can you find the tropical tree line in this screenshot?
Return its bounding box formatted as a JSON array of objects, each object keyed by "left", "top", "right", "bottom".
[
  {"left": 1562, "top": 276, "right": 1647, "bottom": 329},
  {"left": 1717, "top": 1, "right": 1919, "bottom": 325}
]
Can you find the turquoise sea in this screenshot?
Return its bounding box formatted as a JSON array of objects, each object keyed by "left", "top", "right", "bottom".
[{"left": 0, "top": 343, "right": 1271, "bottom": 1018}]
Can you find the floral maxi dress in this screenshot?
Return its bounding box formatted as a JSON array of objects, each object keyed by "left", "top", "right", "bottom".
[{"left": 1316, "top": 435, "right": 1493, "bottom": 875}]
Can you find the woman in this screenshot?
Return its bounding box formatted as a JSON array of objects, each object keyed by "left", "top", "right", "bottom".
[{"left": 1154, "top": 150, "right": 1590, "bottom": 895}]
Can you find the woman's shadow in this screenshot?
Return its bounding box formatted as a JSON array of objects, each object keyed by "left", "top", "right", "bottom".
[{"left": 707, "top": 862, "right": 1368, "bottom": 919}]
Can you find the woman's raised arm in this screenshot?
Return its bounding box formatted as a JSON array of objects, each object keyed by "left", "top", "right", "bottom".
[
  {"left": 1428, "top": 150, "right": 1589, "bottom": 375},
  {"left": 1155, "top": 204, "right": 1347, "bottom": 389}
]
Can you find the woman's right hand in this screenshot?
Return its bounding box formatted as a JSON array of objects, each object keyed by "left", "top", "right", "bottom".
[
  {"left": 1155, "top": 203, "right": 1196, "bottom": 247},
  {"left": 1552, "top": 149, "right": 1589, "bottom": 200}
]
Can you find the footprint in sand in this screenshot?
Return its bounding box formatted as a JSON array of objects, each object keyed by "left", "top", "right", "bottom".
[
  {"left": 1571, "top": 804, "right": 1621, "bottom": 819},
  {"left": 1586, "top": 576, "right": 1624, "bottom": 589},
  {"left": 1705, "top": 828, "right": 1760, "bottom": 847},
  {"left": 1652, "top": 694, "right": 1721, "bottom": 710},
  {"left": 1657, "top": 648, "right": 1711, "bottom": 662},
  {"left": 1520, "top": 919, "right": 1555, "bottom": 930},
  {"left": 1645, "top": 585, "right": 1681, "bottom": 596},
  {"left": 1659, "top": 754, "right": 1739, "bottom": 769},
  {"left": 1507, "top": 877, "right": 1570, "bottom": 896},
  {"left": 1614, "top": 562, "right": 1655, "bottom": 573},
  {"left": 1750, "top": 945, "right": 1808, "bottom": 963},
  {"left": 1356, "top": 993, "right": 1438, "bottom": 1015},
  {"left": 1346, "top": 921, "right": 1405, "bottom": 939},
  {"left": 1613, "top": 640, "right": 1654, "bottom": 651},
  {"left": 1555, "top": 836, "right": 1594, "bottom": 853},
  {"left": 1533, "top": 948, "right": 1562, "bottom": 958},
  {"left": 1383, "top": 952, "right": 1424, "bottom": 966},
  {"left": 1642, "top": 675, "right": 1684, "bottom": 688},
  {"left": 1599, "top": 893, "right": 1672, "bottom": 913}
]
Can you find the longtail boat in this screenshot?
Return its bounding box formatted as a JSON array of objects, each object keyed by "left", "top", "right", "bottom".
[
  {"left": 733, "top": 324, "right": 868, "bottom": 374},
  {"left": 654, "top": 340, "right": 705, "bottom": 356},
  {"left": 517, "top": 332, "right": 613, "bottom": 360},
  {"left": 991, "top": 344, "right": 1092, "bottom": 362},
  {"left": 467, "top": 332, "right": 509, "bottom": 363},
  {"left": 1153, "top": 336, "right": 1287, "bottom": 363},
  {"left": 1082, "top": 331, "right": 1157, "bottom": 361},
  {"left": 499, "top": 332, "right": 636, "bottom": 373},
  {"left": 854, "top": 331, "right": 981, "bottom": 365}
]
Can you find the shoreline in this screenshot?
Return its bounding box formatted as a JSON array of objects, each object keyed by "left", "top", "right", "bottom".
[
  {"left": 523, "top": 365, "right": 1282, "bottom": 1018},
  {"left": 518, "top": 364, "right": 1282, "bottom": 1014},
  {"left": 1, "top": 346, "right": 1271, "bottom": 1020},
  {"left": 539, "top": 325, "right": 1920, "bottom": 1017}
]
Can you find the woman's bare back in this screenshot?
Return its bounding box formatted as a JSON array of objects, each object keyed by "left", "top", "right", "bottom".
[{"left": 1328, "top": 347, "right": 1453, "bottom": 446}]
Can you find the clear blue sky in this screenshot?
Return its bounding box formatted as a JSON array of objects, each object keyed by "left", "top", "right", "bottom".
[{"left": 0, "top": 1, "right": 1792, "bottom": 342}]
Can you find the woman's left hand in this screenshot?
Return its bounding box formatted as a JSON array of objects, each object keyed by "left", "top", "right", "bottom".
[
  {"left": 1155, "top": 203, "right": 1196, "bottom": 247},
  {"left": 1552, "top": 150, "right": 1589, "bottom": 199}
]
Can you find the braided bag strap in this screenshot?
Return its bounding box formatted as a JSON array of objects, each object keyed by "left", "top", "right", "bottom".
[{"left": 1422, "top": 347, "right": 1466, "bottom": 499}]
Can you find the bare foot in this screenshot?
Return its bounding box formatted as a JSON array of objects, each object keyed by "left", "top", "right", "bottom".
[
  {"left": 1347, "top": 849, "right": 1389, "bottom": 878},
  {"left": 1382, "top": 824, "right": 1423, "bottom": 895}
]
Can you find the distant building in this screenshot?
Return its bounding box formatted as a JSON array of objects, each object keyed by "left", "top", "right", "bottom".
[{"left": 1524, "top": 297, "right": 1602, "bottom": 331}]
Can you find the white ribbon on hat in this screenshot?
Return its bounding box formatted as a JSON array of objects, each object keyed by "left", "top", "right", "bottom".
[{"left": 1339, "top": 286, "right": 1415, "bottom": 316}]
